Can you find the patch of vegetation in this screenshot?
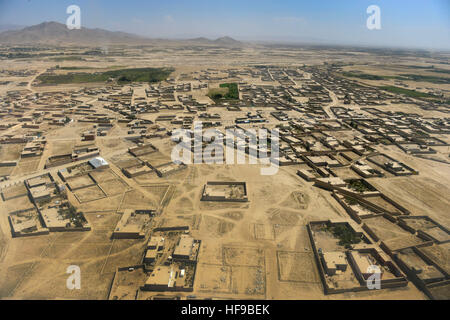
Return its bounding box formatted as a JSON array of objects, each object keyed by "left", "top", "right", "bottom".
[
  {"left": 349, "top": 121, "right": 359, "bottom": 129},
  {"left": 118, "top": 75, "right": 132, "bottom": 83},
  {"left": 329, "top": 224, "right": 362, "bottom": 249},
  {"left": 428, "top": 68, "right": 450, "bottom": 75},
  {"left": 207, "top": 83, "right": 239, "bottom": 101},
  {"left": 37, "top": 67, "right": 174, "bottom": 85},
  {"left": 219, "top": 83, "right": 239, "bottom": 100},
  {"left": 95, "top": 67, "right": 174, "bottom": 83},
  {"left": 82, "top": 50, "right": 104, "bottom": 56},
  {"left": 347, "top": 179, "right": 374, "bottom": 193},
  {"left": 56, "top": 66, "right": 87, "bottom": 70},
  {"left": 0, "top": 53, "right": 33, "bottom": 59},
  {"left": 282, "top": 94, "right": 296, "bottom": 103},
  {"left": 343, "top": 71, "right": 450, "bottom": 84},
  {"left": 342, "top": 71, "right": 385, "bottom": 81},
  {"left": 58, "top": 203, "right": 86, "bottom": 228},
  {"left": 52, "top": 56, "right": 85, "bottom": 62},
  {"left": 378, "top": 85, "right": 438, "bottom": 99},
  {"left": 344, "top": 196, "right": 359, "bottom": 206},
  {"left": 401, "top": 74, "right": 450, "bottom": 84},
  {"left": 1, "top": 52, "right": 61, "bottom": 59}
]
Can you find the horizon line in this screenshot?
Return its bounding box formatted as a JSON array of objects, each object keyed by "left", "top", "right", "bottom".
[{"left": 1, "top": 20, "right": 450, "bottom": 53}]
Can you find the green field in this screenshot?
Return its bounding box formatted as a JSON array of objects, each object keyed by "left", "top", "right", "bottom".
[
  {"left": 343, "top": 71, "right": 450, "bottom": 84},
  {"left": 37, "top": 67, "right": 174, "bottom": 84},
  {"left": 342, "top": 72, "right": 385, "bottom": 81},
  {"left": 220, "top": 83, "right": 239, "bottom": 99},
  {"left": 401, "top": 74, "right": 450, "bottom": 84},
  {"left": 378, "top": 85, "right": 438, "bottom": 99},
  {"left": 208, "top": 83, "right": 239, "bottom": 101}
]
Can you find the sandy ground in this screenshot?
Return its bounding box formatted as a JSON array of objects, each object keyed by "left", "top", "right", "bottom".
[{"left": 0, "top": 44, "right": 448, "bottom": 300}]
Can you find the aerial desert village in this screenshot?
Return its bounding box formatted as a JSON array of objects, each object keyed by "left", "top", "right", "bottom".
[{"left": 0, "top": 29, "right": 449, "bottom": 300}]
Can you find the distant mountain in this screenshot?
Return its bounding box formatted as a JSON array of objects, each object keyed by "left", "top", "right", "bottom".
[
  {"left": 189, "top": 37, "right": 211, "bottom": 43},
  {"left": 0, "top": 21, "right": 244, "bottom": 47},
  {"left": 0, "top": 21, "right": 147, "bottom": 45},
  {"left": 214, "top": 36, "right": 241, "bottom": 45},
  {"left": 187, "top": 36, "right": 242, "bottom": 46}
]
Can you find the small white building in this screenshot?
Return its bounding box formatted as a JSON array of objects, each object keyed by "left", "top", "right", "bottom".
[{"left": 88, "top": 157, "right": 109, "bottom": 169}]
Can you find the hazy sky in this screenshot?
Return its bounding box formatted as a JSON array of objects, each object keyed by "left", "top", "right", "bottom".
[{"left": 0, "top": 0, "right": 449, "bottom": 49}]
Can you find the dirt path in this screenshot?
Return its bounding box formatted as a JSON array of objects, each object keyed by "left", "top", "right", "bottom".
[{"left": 27, "top": 69, "right": 47, "bottom": 93}]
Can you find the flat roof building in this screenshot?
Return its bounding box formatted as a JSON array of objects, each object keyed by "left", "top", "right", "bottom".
[
  {"left": 143, "top": 265, "right": 186, "bottom": 291},
  {"left": 88, "top": 157, "right": 109, "bottom": 169},
  {"left": 112, "top": 210, "right": 150, "bottom": 239},
  {"left": 322, "top": 251, "right": 348, "bottom": 276},
  {"left": 173, "top": 234, "right": 194, "bottom": 260}
]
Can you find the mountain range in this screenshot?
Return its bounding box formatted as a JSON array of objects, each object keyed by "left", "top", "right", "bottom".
[
  {"left": 0, "top": 21, "right": 242, "bottom": 46},
  {"left": 188, "top": 36, "right": 242, "bottom": 45}
]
